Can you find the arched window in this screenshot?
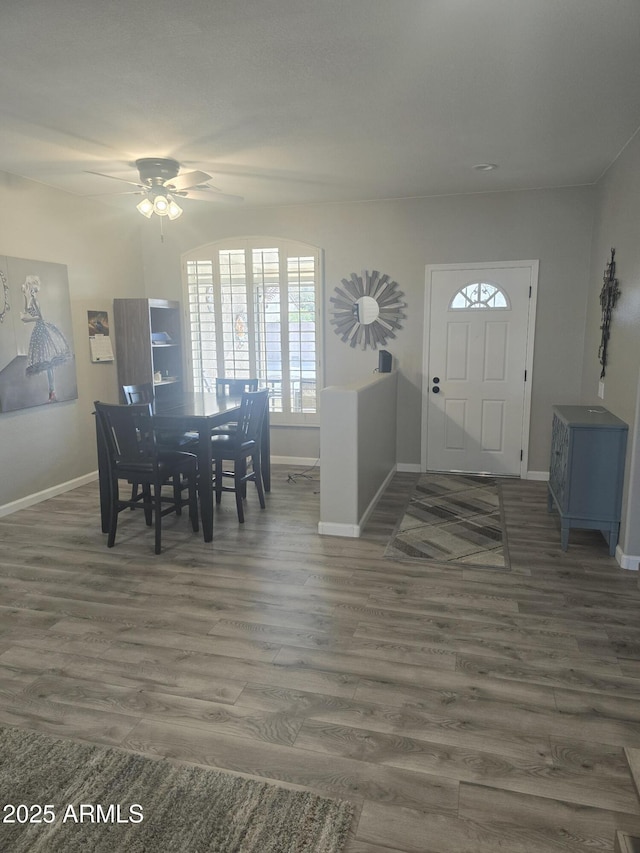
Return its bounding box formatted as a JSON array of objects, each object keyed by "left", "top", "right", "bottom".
[
  {"left": 450, "top": 282, "right": 509, "bottom": 310},
  {"left": 183, "top": 237, "right": 322, "bottom": 425}
]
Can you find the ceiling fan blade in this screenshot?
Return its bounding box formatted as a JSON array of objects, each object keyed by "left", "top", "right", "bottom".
[
  {"left": 182, "top": 189, "right": 244, "bottom": 203},
  {"left": 167, "top": 170, "right": 213, "bottom": 191},
  {"left": 88, "top": 190, "right": 145, "bottom": 198},
  {"left": 85, "top": 170, "right": 145, "bottom": 189}
]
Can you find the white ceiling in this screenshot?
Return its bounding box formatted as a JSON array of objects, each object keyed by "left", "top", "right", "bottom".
[{"left": 1, "top": 0, "right": 640, "bottom": 210}]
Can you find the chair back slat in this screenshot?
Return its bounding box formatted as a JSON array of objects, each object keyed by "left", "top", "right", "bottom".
[
  {"left": 122, "top": 383, "right": 154, "bottom": 405},
  {"left": 237, "top": 389, "right": 269, "bottom": 442},
  {"left": 95, "top": 402, "right": 155, "bottom": 463},
  {"left": 216, "top": 378, "right": 259, "bottom": 397}
]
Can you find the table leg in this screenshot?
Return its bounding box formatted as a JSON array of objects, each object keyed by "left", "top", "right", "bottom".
[
  {"left": 261, "top": 407, "right": 271, "bottom": 493},
  {"left": 198, "top": 426, "right": 214, "bottom": 542},
  {"left": 95, "top": 413, "right": 110, "bottom": 533}
]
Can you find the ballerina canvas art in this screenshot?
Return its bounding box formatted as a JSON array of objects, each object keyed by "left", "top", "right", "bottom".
[
  {"left": 21, "top": 275, "right": 73, "bottom": 402},
  {"left": 0, "top": 256, "right": 77, "bottom": 413}
]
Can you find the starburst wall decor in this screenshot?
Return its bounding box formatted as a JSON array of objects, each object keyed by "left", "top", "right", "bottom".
[{"left": 329, "top": 270, "right": 406, "bottom": 349}]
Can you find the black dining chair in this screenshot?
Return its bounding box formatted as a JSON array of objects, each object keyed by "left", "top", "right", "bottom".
[
  {"left": 94, "top": 401, "right": 199, "bottom": 554},
  {"left": 210, "top": 388, "right": 269, "bottom": 523},
  {"left": 122, "top": 383, "right": 198, "bottom": 505},
  {"left": 122, "top": 383, "right": 154, "bottom": 405},
  {"left": 215, "top": 378, "right": 259, "bottom": 397},
  {"left": 122, "top": 383, "right": 198, "bottom": 447},
  {"left": 212, "top": 378, "right": 259, "bottom": 436}
]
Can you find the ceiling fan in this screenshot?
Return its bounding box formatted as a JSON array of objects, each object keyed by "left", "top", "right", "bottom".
[{"left": 87, "top": 157, "right": 242, "bottom": 219}]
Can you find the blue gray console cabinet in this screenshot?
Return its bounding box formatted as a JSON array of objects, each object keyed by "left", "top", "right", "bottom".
[{"left": 547, "top": 405, "right": 627, "bottom": 555}]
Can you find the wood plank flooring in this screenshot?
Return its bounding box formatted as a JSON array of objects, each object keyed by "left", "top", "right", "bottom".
[{"left": 1, "top": 467, "right": 640, "bottom": 851}]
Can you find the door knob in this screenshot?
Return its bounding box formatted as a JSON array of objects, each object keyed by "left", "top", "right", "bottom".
[
  {"left": 432, "top": 386, "right": 440, "bottom": 394},
  {"left": 432, "top": 377, "right": 440, "bottom": 384}
]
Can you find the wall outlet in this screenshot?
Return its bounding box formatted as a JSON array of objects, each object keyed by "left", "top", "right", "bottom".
[{"left": 598, "top": 380, "right": 605, "bottom": 399}]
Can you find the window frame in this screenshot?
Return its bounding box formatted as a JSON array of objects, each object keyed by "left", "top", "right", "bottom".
[
  {"left": 182, "top": 236, "right": 324, "bottom": 427},
  {"left": 449, "top": 281, "right": 510, "bottom": 310}
]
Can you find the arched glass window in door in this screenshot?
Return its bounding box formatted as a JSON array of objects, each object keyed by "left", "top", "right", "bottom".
[{"left": 450, "top": 282, "right": 509, "bottom": 310}]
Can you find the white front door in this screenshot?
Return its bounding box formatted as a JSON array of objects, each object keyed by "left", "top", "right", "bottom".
[{"left": 423, "top": 262, "right": 538, "bottom": 476}]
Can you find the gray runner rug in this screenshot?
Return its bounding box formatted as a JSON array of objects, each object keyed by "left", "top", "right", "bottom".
[
  {"left": 384, "top": 472, "right": 510, "bottom": 569},
  {"left": 0, "top": 725, "right": 354, "bottom": 853}
]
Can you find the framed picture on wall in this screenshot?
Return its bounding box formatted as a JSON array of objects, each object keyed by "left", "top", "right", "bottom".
[{"left": 0, "top": 255, "right": 77, "bottom": 413}]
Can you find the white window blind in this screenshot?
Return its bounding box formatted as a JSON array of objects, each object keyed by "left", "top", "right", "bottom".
[{"left": 185, "top": 238, "right": 322, "bottom": 424}]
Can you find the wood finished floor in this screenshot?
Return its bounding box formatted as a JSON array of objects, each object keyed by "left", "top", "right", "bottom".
[{"left": 1, "top": 467, "right": 640, "bottom": 852}]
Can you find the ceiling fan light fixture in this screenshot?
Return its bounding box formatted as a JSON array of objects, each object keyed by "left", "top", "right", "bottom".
[
  {"left": 153, "top": 194, "right": 169, "bottom": 216},
  {"left": 136, "top": 197, "right": 154, "bottom": 218},
  {"left": 122, "top": 158, "right": 236, "bottom": 219},
  {"left": 166, "top": 197, "right": 183, "bottom": 220}
]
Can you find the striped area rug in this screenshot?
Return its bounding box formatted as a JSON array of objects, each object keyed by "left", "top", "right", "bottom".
[
  {"left": 0, "top": 726, "right": 354, "bottom": 853},
  {"left": 384, "top": 472, "right": 510, "bottom": 569}
]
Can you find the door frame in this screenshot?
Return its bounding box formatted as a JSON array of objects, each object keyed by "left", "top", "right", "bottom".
[{"left": 421, "top": 260, "right": 539, "bottom": 478}]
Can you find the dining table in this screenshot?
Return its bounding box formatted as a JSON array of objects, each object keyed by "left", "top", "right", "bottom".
[{"left": 95, "top": 391, "right": 271, "bottom": 543}]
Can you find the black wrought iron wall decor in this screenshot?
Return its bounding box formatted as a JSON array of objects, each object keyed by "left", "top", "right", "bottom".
[
  {"left": 0, "top": 269, "right": 9, "bottom": 324},
  {"left": 598, "top": 248, "right": 621, "bottom": 379},
  {"left": 329, "top": 270, "right": 406, "bottom": 349}
]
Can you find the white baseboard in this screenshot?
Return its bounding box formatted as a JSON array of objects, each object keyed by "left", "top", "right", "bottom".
[
  {"left": 318, "top": 465, "right": 396, "bottom": 538},
  {"left": 0, "top": 471, "right": 98, "bottom": 518},
  {"left": 526, "top": 470, "right": 550, "bottom": 481},
  {"left": 616, "top": 545, "right": 640, "bottom": 571},
  {"left": 317, "top": 521, "right": 360, "bottom": 538},
  {"left": 271, "top": 456, "right": 319, "bottom": 467},
  {"left": 357, "top": 465, "right": 397, "bottom": 533},
  {"left": 396, "top": 463, "right": 422, "bottom": 473}
]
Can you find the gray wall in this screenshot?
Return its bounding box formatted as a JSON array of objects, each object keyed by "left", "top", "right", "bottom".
[
  {"left": 0, "top": 171, "right": 143, "bottom": 508},
  {"left": 141, "top": 185, "right": 595, "bottom": 473},
  {"left": 0, "top": 169, "right": 599, "bottom": 527},
  {"left": 319, "top": 372, "right": 397, "bottom": 533},
  {"left": 580, "top": 131, "right": 640, "bottom": 557}
]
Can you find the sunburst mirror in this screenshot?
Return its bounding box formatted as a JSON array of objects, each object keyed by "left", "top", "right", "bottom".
[{"left": 329, "top": 270, "right": 406, "bottom": 349}]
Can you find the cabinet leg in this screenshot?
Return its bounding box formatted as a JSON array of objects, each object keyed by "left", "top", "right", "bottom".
[
  {"left": 560, "top": 523, "right": 570, "bottom": 551},
  {"left": 547, "top": 488, "right": 554, "bottom": 513}
]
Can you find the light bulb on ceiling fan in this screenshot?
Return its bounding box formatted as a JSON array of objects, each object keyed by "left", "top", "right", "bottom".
[
  {"left": 136, "top": 197, "right": 154, "bottom": 218},
  {"left": 167, "top": 197, "right": 183, "bottom": 220},
  {"left": 153, "top": 194, "right": 169, "bottom": 216}
]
